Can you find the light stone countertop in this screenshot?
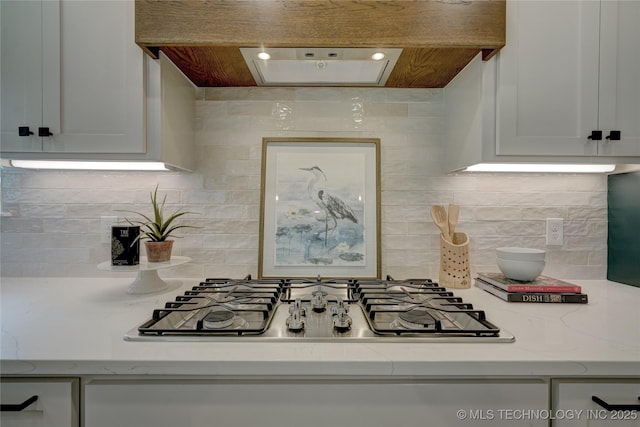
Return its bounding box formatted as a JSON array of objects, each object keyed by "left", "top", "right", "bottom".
[{"left": 1, "top": 277, "right": 639, "bottom": 378}]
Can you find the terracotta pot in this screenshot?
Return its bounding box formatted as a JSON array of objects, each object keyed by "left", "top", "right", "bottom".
[{"left": 144, "top": 240, "right": 174, "bottom": 262}]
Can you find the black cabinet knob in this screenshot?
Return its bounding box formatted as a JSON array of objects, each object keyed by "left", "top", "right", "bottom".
[
  {"left": 587, "top": 130, "right": 602, "bottom": 141},
  {"left": 38, "top": 127, "right": 53, "bottom": 137},
  {"left": 606, "top": 130, "right": 621, "bottom": 141},
  {"left": 18, "top": 126, "right": 34, "bottom": 136}
]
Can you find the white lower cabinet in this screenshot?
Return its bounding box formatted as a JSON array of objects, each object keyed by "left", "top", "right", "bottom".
[
  {"left": 0, "top": 378, "right": 79, "bottom": 427},
  {"left": 84, "top": 378, "right": 548, "bottom": 427},
  {"left": 552, "top": 379, "right": 640, "bottom": 427}
]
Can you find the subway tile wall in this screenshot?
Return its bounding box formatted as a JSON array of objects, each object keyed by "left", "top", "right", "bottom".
[{"left": 0, "top": 88, "right": 607, "bottom": 279}]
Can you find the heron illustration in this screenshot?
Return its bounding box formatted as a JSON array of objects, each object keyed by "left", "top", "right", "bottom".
[{"left": 299, "top": 166, "right": 358, "bottom": 247}]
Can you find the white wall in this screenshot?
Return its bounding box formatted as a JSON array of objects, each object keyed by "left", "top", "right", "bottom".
[{"left": 0, "top": 87, "right": 607, "bottom": 280}]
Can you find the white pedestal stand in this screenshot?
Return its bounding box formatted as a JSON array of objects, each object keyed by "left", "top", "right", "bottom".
[{"left": 98, "top": 256, "right": 191, "bottom": 294}]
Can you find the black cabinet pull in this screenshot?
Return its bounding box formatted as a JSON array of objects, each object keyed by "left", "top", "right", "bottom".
[
  {"left": 0, "top": 395, "right": 38, "bottom": 412},
  {"left": 591, "top": 395, "right": 640, "bottom": 411},
  {"left": 38, "top": 127, "right": 53, "bottom": 137},
  {"left": 18, "top": 126, "right": 34, "bottom": 136},
  {"left": 606, "top": 130, "right": 621, "bottom": 141},
  {"left": 587, "top": 130, "right": 602, "bottom": 140}
]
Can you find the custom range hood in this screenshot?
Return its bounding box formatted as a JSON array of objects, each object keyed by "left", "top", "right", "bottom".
[{"left": 135, "top": 0, "right": 505, "bottom": 88}]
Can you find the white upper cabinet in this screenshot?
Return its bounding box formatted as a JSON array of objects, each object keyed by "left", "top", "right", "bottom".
[
  {"left": 1, "top": 0, "right": 144, "bottom": 154},
  {"left": 597, "top": 0, "right": 640, "bottom": 156},
  {"left": 1, "top": 1, "right": 53, "bottom": 152},
  {"left": 496, "top": 0, "right": 640, "bottom": 157},
  {"left": 1, "top": 1, "right": 195, "bottom": 170}
]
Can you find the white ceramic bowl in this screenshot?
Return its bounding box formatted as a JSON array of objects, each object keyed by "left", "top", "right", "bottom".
[
  {"left": 497, "top": 257, "right": 545, "bottom": 281},
  {"left": 496, "top": 247, "right": 546, "bottom": 262}
]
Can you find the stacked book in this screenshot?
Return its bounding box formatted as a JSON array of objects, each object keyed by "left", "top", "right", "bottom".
[{"left": 475, "top": 272, "right": 588, "bottom": 304}]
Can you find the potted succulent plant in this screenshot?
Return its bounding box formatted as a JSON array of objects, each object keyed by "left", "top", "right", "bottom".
[{"left": 120, "top": 185, "right": 197, "bottom": 262}]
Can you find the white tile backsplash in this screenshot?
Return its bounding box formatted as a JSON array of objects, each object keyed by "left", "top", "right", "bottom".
[{"left": 0, "top": 87, "right": 607, "bottom": 280}]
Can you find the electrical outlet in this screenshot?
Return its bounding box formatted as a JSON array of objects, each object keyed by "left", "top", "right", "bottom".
[
  {"left": 546, "top": 218, "right": 563, "bottom": 246},
  {"left": 100, "top": 216, "right": 118, "bottom": 243}
]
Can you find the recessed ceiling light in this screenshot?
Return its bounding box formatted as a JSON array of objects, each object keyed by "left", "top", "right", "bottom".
[
  {"left": 257, "top": 52, "right": 271, "bottom": 60},
  {"left": 371, "top": 52, "right": 385, "bottom": 60}
]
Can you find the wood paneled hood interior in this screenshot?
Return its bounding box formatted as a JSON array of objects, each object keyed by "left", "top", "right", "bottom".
[{"left": 135, "top": 0, "right": 505, "bottom": 88}]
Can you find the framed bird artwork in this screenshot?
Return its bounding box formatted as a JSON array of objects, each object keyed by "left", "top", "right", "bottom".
[{"left": 259, "top": 137, "right": 381, "bottom": 278}]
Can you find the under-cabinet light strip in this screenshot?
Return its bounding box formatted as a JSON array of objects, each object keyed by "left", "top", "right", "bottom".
[
  {"left": 9, "top": 160, "right": 169, "bottom": 171},
  {"left": 465, "top": 163, "right": 616, "bottom": 173}
]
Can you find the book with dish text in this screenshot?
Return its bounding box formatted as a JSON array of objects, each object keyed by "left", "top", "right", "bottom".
[
  {"left": 476, "top": 272, "right": 582, "bottom": 293},
  {"left": 475, "top": 279, "right": 588, "bottom": 303}
]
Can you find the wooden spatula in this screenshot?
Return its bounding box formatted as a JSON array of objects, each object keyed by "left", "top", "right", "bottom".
[
  {"left": 430, "top": 205, "right": 450, "bottom": 241},
  {"left": 448, "top": 203, "right": 460, "bottom": 243}
]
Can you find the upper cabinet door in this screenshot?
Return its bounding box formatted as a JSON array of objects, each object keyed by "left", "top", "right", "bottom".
[
  {"left": 496, "top": 0, "right": 640, "bottom": 158},
  {"left": 598, "top": 0, "right": 640, "bottom": 156},
  {"left": 496, "top": 0, "right": 601, "bottom": 156},
  {"left": 1, "top": 0, "right": 144, "bottom": 155},
  {"left": 46, "top": 0, "right": 144, "bottom": 154},
  {"left": 0, "top": 1, "right": 57, "bottom": 152}
]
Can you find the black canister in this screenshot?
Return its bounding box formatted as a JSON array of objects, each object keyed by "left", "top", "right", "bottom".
[{"left": 111, "top": 226, "right": 140, "bottom": 265}]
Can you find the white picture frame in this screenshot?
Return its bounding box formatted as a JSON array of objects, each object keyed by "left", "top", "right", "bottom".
[{"left": 259, "top": 137, "right": 381, "bottom": 278}]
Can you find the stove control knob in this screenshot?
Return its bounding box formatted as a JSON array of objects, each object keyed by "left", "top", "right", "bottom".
[
  {"left": 333, "top": 311, "right": 352, "bottom": 332},
  {"left": 311, "top": 290, "right": 328, "bottom": 312},
  {"left": 337, "top": 298, "right": 349, "bottom": 312},
  {"left": 331, "top": 298, "right": 349, "bottom": 316},
  {"left": 286, "top": 311, "right": 305, "bottom": 332},
  {"left": 289, "top": 298, "right": 306, "bottom": 316}
]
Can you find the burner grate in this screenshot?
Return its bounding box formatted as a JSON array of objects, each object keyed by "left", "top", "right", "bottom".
[{"left": 138, "top": 277, "right": 282, "bottom": 336}]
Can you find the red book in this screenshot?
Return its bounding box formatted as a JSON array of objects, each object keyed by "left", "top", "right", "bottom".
[{"left": 476, "top": 273, "right": 582, "bottom": 293}]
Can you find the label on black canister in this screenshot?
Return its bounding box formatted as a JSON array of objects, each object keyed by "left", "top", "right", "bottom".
[{"left": 111, "top": 226, "right": 140, "bottom": 265}]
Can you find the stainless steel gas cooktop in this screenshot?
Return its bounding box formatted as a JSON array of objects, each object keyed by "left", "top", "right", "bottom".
[{"left": 125, "top": 276, "right": 514, "bottom": 343}]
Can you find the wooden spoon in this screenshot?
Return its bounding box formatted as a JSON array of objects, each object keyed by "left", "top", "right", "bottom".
[
  {"left": 430, "top": 205, "right": 450, "bottom": 241},
  {"left": 448, "top": 203, "right": 460, "bottom": 243}
]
